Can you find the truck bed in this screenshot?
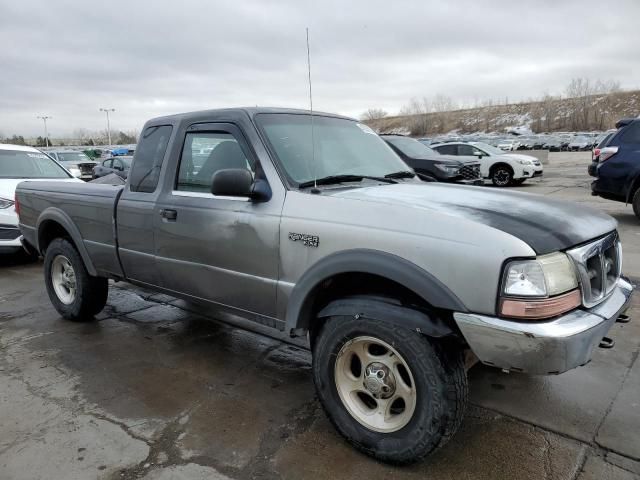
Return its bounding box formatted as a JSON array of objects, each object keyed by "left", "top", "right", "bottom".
[{"left": 17, "top": 181, "right": 124, "bottom": 277}]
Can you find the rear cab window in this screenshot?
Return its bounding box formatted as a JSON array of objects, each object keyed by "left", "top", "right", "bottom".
[{"left": 128, "top": 125, "right": 173, "bottom": 193}]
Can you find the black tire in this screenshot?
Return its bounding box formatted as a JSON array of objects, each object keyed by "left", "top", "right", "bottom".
[
  {"left": 490, "top": 165, "right": 514, "bottom": 187},
  {"left": 43, "top": 238, "right": 108, "bottom": 321},
  {"left": 633, "top": 189, "right": 640, "bottom": 221},
  {"left": 312, "top": 315, "right": 467, "bottom": 464}
]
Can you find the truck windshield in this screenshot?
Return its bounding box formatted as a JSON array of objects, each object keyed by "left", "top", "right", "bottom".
[
  {"left": 256, "top": 113, "right": 409, "bottom": 186},
  {"left": 0, "top": 150, "right": 71, "bottom": 179}
]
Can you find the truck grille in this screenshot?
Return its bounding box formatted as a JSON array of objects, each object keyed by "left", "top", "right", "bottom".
[
  {"left": 567, "top": 232, "right": 621, "bottom": 308},
  {"left": 0, "top": 224, "right": 20, "bottom": 241},
  {"left": 459, "top": 164, "right": 481, "bottom": 180}
]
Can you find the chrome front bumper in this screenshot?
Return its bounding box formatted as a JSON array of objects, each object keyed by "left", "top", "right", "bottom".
[{"left": 454, "top": 277, "right": 634, "bottom": 375}]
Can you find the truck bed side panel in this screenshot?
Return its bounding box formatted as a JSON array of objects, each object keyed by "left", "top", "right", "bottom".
[{"left": 17, "top": 181, "right": 124, "bottom": 277}]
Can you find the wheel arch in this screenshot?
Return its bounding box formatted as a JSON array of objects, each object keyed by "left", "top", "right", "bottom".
[
  {"left": 625, "top": 172, "right": 640, "bottom": 203},
  {"left": 285, "top": 249, "right": 467, "bottom": 337},
  {"left": 490, "top": 161, "right": 515, "bottom": 174},
  {"left": 36, "top": 208, "right": 98, "bottom": 276}
]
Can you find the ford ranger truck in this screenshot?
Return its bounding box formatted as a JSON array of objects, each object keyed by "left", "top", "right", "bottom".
[{"left": 16, "top": 108, "right": 634, "bottom": 464}]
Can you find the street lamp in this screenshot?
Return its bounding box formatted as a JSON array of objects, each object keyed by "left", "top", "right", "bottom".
[
  {"left": 99, "top": 108, "right": 115, "bottom": 148},
  {"left": 37, "top": 116, "right": 52, "bottom": 148}
]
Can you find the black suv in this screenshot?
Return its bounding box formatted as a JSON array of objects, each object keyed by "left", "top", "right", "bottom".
[
  {"left": 382, "top": 135, "right": 482, "bottom": 184},
  {"left": 590, "top": 118, "right": 640, "bottom": 220}
]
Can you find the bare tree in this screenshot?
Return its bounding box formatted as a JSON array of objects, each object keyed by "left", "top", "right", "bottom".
[
  {"left": 360, "top": 108, "right": 388, "bottom": 121},
  {"left": 399, "top": 97, "right": 431, "bottom": 135}
]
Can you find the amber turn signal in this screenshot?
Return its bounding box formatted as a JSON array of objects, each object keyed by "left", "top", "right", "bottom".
[{"left": 500, "top": 289, "right": 582, "bottom": 320}]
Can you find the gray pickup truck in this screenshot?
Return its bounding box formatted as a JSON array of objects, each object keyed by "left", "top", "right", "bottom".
[{"left": 16, "top": 108, "right": 634, "bottom": 464}]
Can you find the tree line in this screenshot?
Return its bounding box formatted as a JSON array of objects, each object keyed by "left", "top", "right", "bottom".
[
  {"left": 362, "top": 78, "right": 633, "bottom": 135},
  {"left": 0, "top": 129, "right": 138, "bottom": 147}
]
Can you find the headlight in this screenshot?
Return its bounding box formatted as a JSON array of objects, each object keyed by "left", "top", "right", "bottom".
[
  {"left": 500, "top": 252, "right": 581, "bottom": 319},
  {"left": 503, "top": 252, "right": 577, "bottom": 297},
  {"left": 434, "top": 164, "right": 460, "bottom": 174},
  {"left": 0, "top": 196, "right": 14, "bottom": 209},
  {"left": 517, "top": 159, "right": 532, "bottom": 165}
]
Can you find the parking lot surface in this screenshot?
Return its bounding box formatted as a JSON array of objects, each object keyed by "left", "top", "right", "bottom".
[{"left": 1, "top": 152, "right": 639, "bottom": 480}]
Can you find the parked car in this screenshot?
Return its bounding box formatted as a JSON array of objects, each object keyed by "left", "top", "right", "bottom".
[
  {"left": 47, "top": 150, "right": 97, "bottom": 181},
  {"left": 92, "top": 156, "right": 133, "bottom": 179},
  {"left": 15, "top": 108, "right": 634, "bottom": 464},
  {"left": 543, "top": 137, "right": 564, "bottom": 152},
  {"left": 590, "top": 118, "right": 640, "bottom": 220},
  {"left": 0, "top": 144, "right": 80, "bottom": 254},
  {"left": 497, "top": 138, "right": 520, "bottom": 151},
  {"left": 432, "top": 141, "right": 543, "bottom": 186},
  {"left": 516, "top": 137, "right": 535, "bottom": 150},
  {"left": 110, "top": 147, "right": 135, "bottom": 156},
  {"left": 532, "top": 137, "right": 550, "bottom": 150},
  {"left": 381, "top": 135, "right": 482, "bottom": 184},
  {"left": 568, "top": 136, "right": 591, "bottom": 151}
]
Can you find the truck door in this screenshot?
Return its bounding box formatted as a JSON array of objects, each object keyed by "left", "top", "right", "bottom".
[
  {"left": 116, "top": 124, "right": 173, "bottom": 286},
  {"left": 153, "top": 122, "right": 282, "bottom": 320}
]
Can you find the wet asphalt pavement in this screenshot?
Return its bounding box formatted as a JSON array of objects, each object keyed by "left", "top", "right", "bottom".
[{"left": 1, "top": 152, "right": 639, "bottom": 479}]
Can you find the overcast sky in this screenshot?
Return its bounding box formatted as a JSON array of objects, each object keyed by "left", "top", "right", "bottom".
[{"left": 2, "top": 0, "right": 640, "bottom": 137}]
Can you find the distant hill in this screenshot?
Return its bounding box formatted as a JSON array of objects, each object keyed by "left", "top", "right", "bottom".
[{"left": 365, "top": 90, "right": 640, "bottom": 136}]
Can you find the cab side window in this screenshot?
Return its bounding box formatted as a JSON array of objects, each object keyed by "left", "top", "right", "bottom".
[
  {"left": 129, "top": 125, "right": 173, "bottom": 193},
  {"left": 176, "top": 132, "right": 254, "bottom": 193}
]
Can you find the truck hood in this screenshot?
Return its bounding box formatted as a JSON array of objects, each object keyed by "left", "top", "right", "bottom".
[{"left": 330, "top": 182, "right": 616, "bottom": 254}]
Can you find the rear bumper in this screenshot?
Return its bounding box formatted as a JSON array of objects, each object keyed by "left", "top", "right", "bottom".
[{"left": 453, "top": 277, "right": 634, "bottom": 375}]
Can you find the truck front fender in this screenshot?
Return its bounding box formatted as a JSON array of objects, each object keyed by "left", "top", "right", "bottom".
[
  {"left": 36, "top": 207, "right": 98, "bottom": 276},
  {"left": 285, "top": 249, "right": 468, "bottom": 335}
]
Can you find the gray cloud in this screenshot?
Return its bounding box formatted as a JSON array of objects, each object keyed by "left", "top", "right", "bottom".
[{"left": 1, "top": 0, "right": 639, "bottom": 136}]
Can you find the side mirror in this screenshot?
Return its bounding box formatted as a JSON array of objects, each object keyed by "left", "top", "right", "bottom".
[
  {"left": 212, "top": 169, "right": 253, "bottom": 197},
  {"left": 474, "top": 151, "right": 484, "bottom": 158}
]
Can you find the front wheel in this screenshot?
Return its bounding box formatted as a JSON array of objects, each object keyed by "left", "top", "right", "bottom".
[
  {"left": 312, "top": 316, "right": 467, "bottom": 464},
  {"left": 491, "top": 166, "right": 514, "bottom": 187},
  {"left": 44, "top": 238, "right": 108, "bottom": 321}
]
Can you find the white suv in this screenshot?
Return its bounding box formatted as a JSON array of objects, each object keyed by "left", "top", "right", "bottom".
[{"left": 432, "top": 141, "right": 543, "bottom": 187}]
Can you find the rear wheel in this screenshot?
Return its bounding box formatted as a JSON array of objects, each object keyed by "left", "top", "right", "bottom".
[
  {"left": 312, "top": 315, "right": 467, "bottom": 464},
  {"left": 633, "top": 189, "right": 640, "bottom": 221},
  {"left": 44, "top": 238, "right": 108, "bottom": 321}
]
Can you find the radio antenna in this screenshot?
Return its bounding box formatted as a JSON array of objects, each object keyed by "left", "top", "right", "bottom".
[{"left": 306, "top": 27, "right": 317, "bottom": 189}]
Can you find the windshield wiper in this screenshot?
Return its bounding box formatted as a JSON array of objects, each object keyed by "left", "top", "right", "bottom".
[
  {"left": 298, "top": 174, "right": 397, "bottom": 189},
  {"left": 384, "top": 170, "right": 415, "bottom": 179}
]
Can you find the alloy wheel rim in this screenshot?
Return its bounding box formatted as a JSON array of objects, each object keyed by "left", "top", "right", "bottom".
[
  {"left": 334, "top": 336, "right": 417, "bottom": 433},
  {"left": 51, "top": 255, "right": 76, "bottom": 305},
  {"left": 494, "top": 169, "right": 511, "bottom": 185}
]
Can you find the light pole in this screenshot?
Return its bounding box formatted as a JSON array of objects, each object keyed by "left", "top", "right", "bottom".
[
  {"left": 99, "top": 108, "right": 115, "bottom": 148},
  {"left": 37, "top": 116, "right": 52, "bottom": 147}
]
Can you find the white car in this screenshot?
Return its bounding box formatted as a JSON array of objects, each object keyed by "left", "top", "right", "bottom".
[
  {"left": 431, "top": 141, "right": 543, "bottom": 187},
  {"left": 0, "top": 144, "right": 81, "bottom": 254},
  {"left": 497, "top": 138, "right": 521, "bottom": 151}
]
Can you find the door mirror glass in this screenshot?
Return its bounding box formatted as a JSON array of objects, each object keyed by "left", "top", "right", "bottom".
[{"left": 211, "top": 168, "right": 253, "bottom": 197}]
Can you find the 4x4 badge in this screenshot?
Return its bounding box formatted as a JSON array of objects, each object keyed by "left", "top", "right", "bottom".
[{"left": 288, "top": 232, "right": 319, "bottom": 248}]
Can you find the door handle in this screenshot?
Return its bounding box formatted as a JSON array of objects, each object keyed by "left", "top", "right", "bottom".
[{"left": 160, "top": 209, "right": 177, "bottom": 221}]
